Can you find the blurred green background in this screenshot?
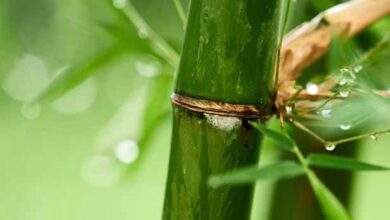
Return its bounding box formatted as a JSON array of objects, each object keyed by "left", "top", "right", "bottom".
[{"left": 0, "top": 0, "right": 389, "bottom": 219}]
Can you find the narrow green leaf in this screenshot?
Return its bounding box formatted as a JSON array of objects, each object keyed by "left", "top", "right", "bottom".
[
  {"left": 307, "top": 154, "right": 390, "bottom": 171},
  {"left": 34, "top": 46, "right": 125, "bottom": 103},
  {"left": 306, "top": 170, "right": 351, "bottom": 220},
  {"left": 209, "top": 161, "right": 304, "bottom": 188},
  {"left": 252, "top": 123, "right": 295, "bottom": 151}
]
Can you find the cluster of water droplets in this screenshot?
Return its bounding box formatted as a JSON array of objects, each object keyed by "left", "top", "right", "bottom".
[{"left": 336, "top": 65, "right": 364, "bottom": 98}]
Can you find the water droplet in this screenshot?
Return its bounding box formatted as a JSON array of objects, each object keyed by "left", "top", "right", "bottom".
[
  {"left": 114, "top": 140, "right": 140, "bottom": 164},
  {"left": 353, "top": 65, "right": 363, "bottom": 73},
  {"left": 370, "top": 134, "right": 378, "bottom": 141},
  {"left": 134, "top": 59, "right": 161, "bottom": 78},
  {"left": 325, "top": 143, "right": 336, "bottom": 151},
  {"left": 340, "top": 67, "right": 356, "bottom": 79},
  {"left": 338, "top": 78, "right": 348, "bottom": 86},
  {"left": 320, "top": 109, "right": 332, "bottom": 118},
  {"left": 340, "top": 68, "right": 352, "bottom": 74},
  {"left": 138, "top": 29, "right": 148, "bottom": 39},
  {"left": 306, "top": 82, "right": 319, "bottom": 95},
  {"left": 340, "top": 90, "right": 350, "bottom": 98},
  {"left": 81, "top": 155, "right": 122, "bottom": 188},
  {"left": 285, "top": 105, "right": 293, "bottom": 114},
  {"left": 112, "top": 0, "right": 127, "bottom": 9},
  {"left": 21, "top": 103, "right": 41, "bottom": 120},
  {"left": 339, "top": 124, "right": 351, "bottom": 130}
]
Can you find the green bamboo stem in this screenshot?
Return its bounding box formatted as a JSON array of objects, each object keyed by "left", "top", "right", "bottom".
[{"left": 163, "top": 0, "right": 282, "bottom": 219}]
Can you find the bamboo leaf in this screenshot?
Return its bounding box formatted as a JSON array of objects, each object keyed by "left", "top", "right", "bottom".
[
  {"left": 209, "top": 161, "right": 304, "bottom": 188},
  {"left": 34, "top": 46, "right": 125, "bottom": 103},
  {"left": 307, "top": 154, "right": 390, "bottom": 171},
  {"left": 252, "top": 123, "right": 295, "bottom": 151},
  {"left": 306, "top": 170, "right": 351, "bottom": 220}
]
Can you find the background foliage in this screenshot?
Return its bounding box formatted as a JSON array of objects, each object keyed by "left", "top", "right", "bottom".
[{"left": 0, "top": 0, "right": 389, "bottom": 219}]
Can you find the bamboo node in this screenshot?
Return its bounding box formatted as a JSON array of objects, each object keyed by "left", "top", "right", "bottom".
[{"left": 171, "top": 93, "right": 270, "bottom": 119}]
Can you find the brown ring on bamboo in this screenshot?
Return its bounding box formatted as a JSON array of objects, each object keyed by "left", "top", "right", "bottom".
[{"left": 171, "top": 93, "right": 268, "bottom": 119}]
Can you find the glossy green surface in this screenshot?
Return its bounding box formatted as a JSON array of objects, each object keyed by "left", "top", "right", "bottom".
[
  {"left": 164, "top": 0, "right": 282, "bottom": 219},
  {"left": 163, "top": 106, "right": 261, "bottom": 219},
  {"left": 175, "top": 0, "right": 281, "bottom": 109}
]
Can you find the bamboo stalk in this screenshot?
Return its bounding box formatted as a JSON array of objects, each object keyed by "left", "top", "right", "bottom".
[{"left": 163, "top": 0, "right": 283, "bottom": 219}]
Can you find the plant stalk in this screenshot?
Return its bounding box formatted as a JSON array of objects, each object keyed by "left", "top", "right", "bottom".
[{"left": 163, "top": 0, "right": 282, "bottom": 219}]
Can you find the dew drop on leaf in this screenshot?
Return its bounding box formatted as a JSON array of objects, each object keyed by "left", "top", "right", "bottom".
[
  {"left": 339, "top": 124, "right": 351, "bottom": 130},
  {"left": 325, "top": 143, "right": 336, "bottom": 151},
  {"left": 340, "top": 90, "right": 350, "bottom": 98},
  {"left": 338, "top": 78, "right": 348, "bottom": 86},
  {"left": 353, "top": 65, "right": 363, "bottom": 73},
  {"left": 370, "top": 134, "right": 378, "bottom": 141},
  {"left": 320, "top": 109, "right": 332, "bottom": 118}
]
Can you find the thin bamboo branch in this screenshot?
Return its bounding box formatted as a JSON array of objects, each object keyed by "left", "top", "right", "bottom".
[
  {"left": 291, "top": 120, "right": 327, "bottom": 144},
  {"left": 172, "top": 0, "right": 186, "bottom": 27},
  {"left": 119, "top": 1, "right": 180, "bottom": 67}
]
